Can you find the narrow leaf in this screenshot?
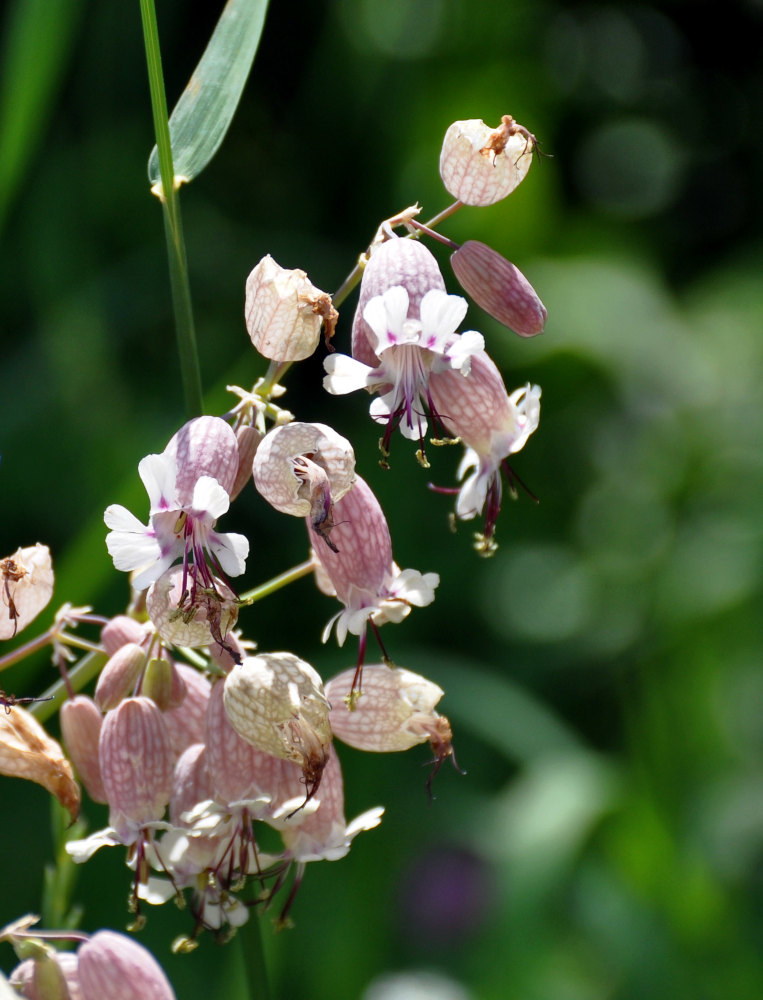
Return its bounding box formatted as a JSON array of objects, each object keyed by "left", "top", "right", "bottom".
[{"left": 148, "top": 0, "right": 269, "bottom": 191}]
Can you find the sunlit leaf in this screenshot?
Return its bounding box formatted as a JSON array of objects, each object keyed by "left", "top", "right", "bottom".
[{"left": 148, "top": 0, "right": 269, "bottom": 191}]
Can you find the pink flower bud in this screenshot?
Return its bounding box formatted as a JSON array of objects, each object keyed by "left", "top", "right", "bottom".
[
  {"left": 163, "top": 663, "right": 211, "bottom": 759},
  {"left": 223, "top": 652, "right": 332, "bottom": 799},
  {"left": 162, "top": 415, "right": 239, "bottom": 503},
  {"left": 77, "top": 932, "right": 176, "bottom": 1000},
  {"left": 229, "top": 424, "right": 262, "bottom": 501},
  {"left": 245, "top": 254, "right": 338, "bottom": 362},
  {"left": 252, "top": 422, "right": 356, "bottom": 523},
  {"left": 101, "top": 615, "right": 149, "bottom": 655},
  {"left": 0, "top": 543, "right": 54, "bottom": 640},
  {"left": 10, "top": 951, "right": 81, "bottom": 1000},
  {"left": 99, "top": 697, "right": 173, "bottom": 836},
  {"left": 352, "top": 238, "right": 446, "bottom": 367},
  {"left": 60, "top": 696, "right": 108, "bottom": 803},
  {"left": 94, "top": 643, "right": 147, "bottom": 711},
  {"left": 326, "top": 664, "right": 445, "bottom": 752},
  {"left": 451, "top": 240, "right": 546, "bottom": 337},
  {"left": 439, "top": 115, "right": 536, "bottom": 206}
]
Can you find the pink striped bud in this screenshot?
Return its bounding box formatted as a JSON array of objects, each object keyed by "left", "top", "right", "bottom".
[
  {"left": 10, "top": 951, "right": 81, "bottom": 1000},
  {"left": 60, "top": 696, "right": 108, "bottom": 804},
  {"left": 245, "top": 254, "right": 338, "bottom": 362},
  {"left": 94, "top": 643, "right": 146, "bottom": 711},
  {"left": 326, "top": 664, "right": 446, "bottom": 752},
  {"left": 77, "top": 932, "right": 176, "bottom": 1000},
  {"left": 162, "top": 415, "right": 239, "bottom": 504},
  {"left": 0, "top": 543, "right": 54, "bottom": 640},
  {"left": 252, "top": 422, "right": 356, "bottom": 531},
  {"left": 451, "top": 240, "right": 546, "bottom": 337},
  {"left": 439, "top": 115, "right": 536, "bottom": 206},
  {"left": 163, "top": 663, "right": 211, "bottom": 759},
  {"left": 223, "top": 652, "right": 332, "bottom": 799},
  {"left": 229, "top": 424, "right": 262, "bottom": 501},
  {"left": 99, "top": 696, "right": 173, "bottom": 837},
  {"left": 101, "top": 615, "right": 149, "bottom": 655},
  {"left": 351, "top": 238, "right": 446, "bottom": 367}
]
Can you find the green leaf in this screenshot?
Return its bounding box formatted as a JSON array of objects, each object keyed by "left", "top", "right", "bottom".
[{"left": 148, "top": 0, "right": 269, "bottom": 190}]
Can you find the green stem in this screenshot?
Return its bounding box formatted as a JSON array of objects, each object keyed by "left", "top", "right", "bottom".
[
  {"left": 237, "top": 908, "right": 271, "bottom": 1000},
  {"left": 29, "top": 650, "right": 107, "bottom": 724},
  {"left": 138, "top": 0, "right": 203, "bottom": 417},
  {"left": 239, "top": 559, "right": 314, "bottom": 605}
]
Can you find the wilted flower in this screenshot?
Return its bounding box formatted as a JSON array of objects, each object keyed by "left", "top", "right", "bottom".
[
  {"left": 245, "top": 254, "right": 338, "bottom": 362},
  {"left": 0, "top": 544, "right": 54, "bottom": 640},
  {"left": 145, "top": 566, "right": 240, "bottom": 654},
  {"left": 223, "top": 652, "right": 333, "bottom": 800},
  {"left": 439, "top": 114, "right": 536, "bottom": 206},
  {"left": 0, "top": 705, "right": 80, "bottom": 820},
  {"left": 450, "top": 240, "right": 546, "bottom": 337},
  {"left": 324, "top": 286, "right": 483, "bottom": 459},
  {"left": 104, "top": 416, "right": 248, "bottom": 593},
  {"left": 252, "top": 422, "right": 356, "bottom": 551}
]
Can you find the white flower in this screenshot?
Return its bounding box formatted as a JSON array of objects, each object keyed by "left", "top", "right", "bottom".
[{"left": 324, "top": 286, "right": 483, "bottom": 450}]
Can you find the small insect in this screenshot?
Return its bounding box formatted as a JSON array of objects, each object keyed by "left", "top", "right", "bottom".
[{"left": 0, "top": 690, "right": 53, "bottom": 714}]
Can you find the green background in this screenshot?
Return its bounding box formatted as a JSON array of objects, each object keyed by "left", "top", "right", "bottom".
[{"left": 1, "top": 1, "right": 762, "bottom": 998}]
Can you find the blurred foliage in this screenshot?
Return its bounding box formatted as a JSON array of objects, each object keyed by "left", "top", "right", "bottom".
[{"left": 1, "top": 0, "right": 762, "bottom": 998}]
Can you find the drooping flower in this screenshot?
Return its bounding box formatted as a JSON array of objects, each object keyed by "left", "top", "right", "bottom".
[
  {"left": 324, "top": 286, "right": 483, "bottom": 459},
  {"left": 0, "top": 543, "right": 54, "bottom": 640},
  {"left": 307, "top": 476, "right": 439, "bottom": 654},
  {"left": 245, "top": 254, "right": 338, "bottom": 362},
  {"left": 223, "top": 652, "right": 332, "bottom": 801},
  {"left": 252, "top": 421, "right": 355, "bottom": 551},
  {"left": 439, "top": 114, "right": 537, "bottom": 206},
  {"left": 429, "top": 352, "right": 541, "bottom": 552},
  {"left": 104, "top": 416, "right": 248, "bottom": 608}
]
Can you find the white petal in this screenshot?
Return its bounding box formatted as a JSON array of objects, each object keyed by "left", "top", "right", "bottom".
[
  {"left": 65, "top": 827, "right": 121, "bottom": 862},
  {"left": 323, "top": 354, "right": 374, "bottom": 394},
  {"left": 191, "top": 476, "right": 230, "bottom": 521},
  {"left": 104, "top": 508, "right": 162, "bottom": 573},
  {"left": 419, "top": 289, "right": 468, "bottom": 338},
  {"left": 208, "top": 531, "right": 249, "bottom": 577},
  {"left": 138, "top": 453, "right": 178, "bottom": 514}
]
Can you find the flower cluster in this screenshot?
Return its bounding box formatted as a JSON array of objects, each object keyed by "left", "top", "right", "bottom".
[{"left": 1, "top": 114, "right": 544, "bottom": 963}]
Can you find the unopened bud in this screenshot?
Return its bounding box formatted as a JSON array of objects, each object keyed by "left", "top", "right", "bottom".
[
  {"left": 245, "top": 254, "right": 338, "bottom": 362},
  {"left": 0, "top": 544, "right": 54, "bottom": 640},
  {"left": 163, "top": 663, "right": 211, "bottom": 759},
  {"left": 60, "top": 696, "right": 108, "bottom": 804},
  {"left": 101, "top": 615, "right": 149, "bottom": 655},
  {"left": 451, "top": 240, "right": 546, "bottom": 337},
  {"left": 10, "top": 950, "right": 80, "bottom": 1000},
  {"left": 99, "top": 697, "right": 173, "bottom": 835},
  {"left": 229, "top": 425, "right": 262, "bottom": 501},
  {"left": 142, "top": 656, "right": 184, "bottom": 711},
  {"left": 223, "top": 652, "right": 332, "bottom": 798},
  {"left": 94, "top": 643, "right": 146, "bottom": 711},
  {"left": 326, "top": 664, "right": 445, "bottom": 752},
  {"left": 439, "top": 115, "right": 536, "bottom": 206},
  {"left": 77, "top": 931, "right": 176, "bottom": 1000}
]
